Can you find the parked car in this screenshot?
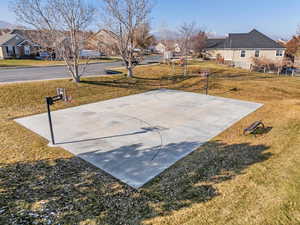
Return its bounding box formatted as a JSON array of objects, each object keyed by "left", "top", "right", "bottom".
[
  {"left": 80, "top": 50, "right": 102, "bottom": 59},
  {"left": 281, "top": 66, "right": 295, "bottom": 75},
  {"left": 121, "top": 58, "right": 140, "bottom": 66}
]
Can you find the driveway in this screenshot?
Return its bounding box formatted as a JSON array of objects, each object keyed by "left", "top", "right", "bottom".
[{"left": 0, "top": 56, "right": 161, "bottom": 83}]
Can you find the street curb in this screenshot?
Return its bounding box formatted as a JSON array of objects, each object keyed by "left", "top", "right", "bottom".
[
  {"left": 0, "top": 58, "right": 161, "bottom": 84},
  {"left": 0, "top": 74, "right": 119, "bottom": 85},
  {"left": 0, "top": 60, "right": 121, "bottom": 70},
  {"left": 109, "top": 62, "right": 160, "bottom": 70}
]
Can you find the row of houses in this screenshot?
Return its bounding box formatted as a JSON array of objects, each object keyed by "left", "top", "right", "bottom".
[
  {"left": 155, "top": 41, "right": 181, "bottom": 54},
  {"left": 155, "top": 29, "right": 286, "bottom": 70},
  {"left": 0, "top": 28, "right": 154, "bottom": 60},
  {"left": 0, "top": 29, "right": 105, "bottom": 60},
  {"left": 0, "top": 28, "right": 288, "bottom": 71}
]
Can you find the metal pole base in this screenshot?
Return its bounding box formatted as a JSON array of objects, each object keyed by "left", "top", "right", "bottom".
[{"left": 47, "top": 142, "right": 56, "bottom": 147}]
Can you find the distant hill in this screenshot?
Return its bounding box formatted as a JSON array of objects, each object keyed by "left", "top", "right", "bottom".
[{"left": 0, "top": 20, "right": 25, "bottom": 29}]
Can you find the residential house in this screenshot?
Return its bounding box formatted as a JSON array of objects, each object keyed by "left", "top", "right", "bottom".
[
  {"left": 89, "top": 29, "right": 158, "bottom": 55},
  {"left": 155, "top": 42, "right": 166, "bottom": 53},
  {"left": 205, "top": 29, "right": 286, "bottom": 69},
  {"left": 174, "top": 43, "right": 181, "bottom": 53},
  {"left": 88, "top": 29, "right": 119, "bottom": 56},
  {"left": 155, "top": 41, "right": 181, "bottom": 54},
  {"left": 0, "top": 31, "right": 39, "bottom": 59}
]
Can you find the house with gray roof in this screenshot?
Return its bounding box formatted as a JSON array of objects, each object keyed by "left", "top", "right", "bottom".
[
  {"left": 0, "top": 31, "right": 39, "bottom": 59},
  {"left": 205, "top": 29, "right": 286, "bottom": 69}
]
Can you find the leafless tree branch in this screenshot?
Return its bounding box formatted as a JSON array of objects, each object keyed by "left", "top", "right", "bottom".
[
  {"left": 101, "top": 0, "right": 153, "bottom": 77},
  {"left": 12, "top": 0, "right": 96, "bottom": 82},
  {"left": 178, "top": 22, "right": 197, "bottom": 76}
]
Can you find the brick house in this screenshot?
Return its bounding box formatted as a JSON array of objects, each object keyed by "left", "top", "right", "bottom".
[{"left": 0, "top": 31, "right": 39, "bottom": 59}]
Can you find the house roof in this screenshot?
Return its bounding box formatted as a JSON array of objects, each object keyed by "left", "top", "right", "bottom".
[
  {"left": 94, "top": 29, "right": 118, "bottom": 40},
  {"left": 0, "top": 33, "right": 25, "bottom": 46},
  {"left": 11, "top": 29, "right": 61, "bottom": 47},
  {"left": 206, "top": 38, "right": 226, "bottom": 48},
  {"left": 206, "top": 29, "right": 285, "bottom": 49}
]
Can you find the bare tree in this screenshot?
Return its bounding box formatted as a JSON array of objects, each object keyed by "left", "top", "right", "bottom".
[
  {"left": 12, "top": 0, "right": 96, "bottom": 82},
  {"left": 190, "top": 31, "right": 207, "bottom": 58},
  {"left": 134, "top": 23, "right": 156, "bottom": 52},
  {"left": 101, "top": 0, "right": 153, "bottom": 78},
  {"left": 158, "top": 22, "right": 178, "bottom": 51},
  {"left": 158, "top": 22, "right": 170, "bottom": 47},
  {"left": 251, "top": 56, "right": 287, "bottom": 74},
  {"left": 178, "top": 22, "right": 197, "bottom": 76}
]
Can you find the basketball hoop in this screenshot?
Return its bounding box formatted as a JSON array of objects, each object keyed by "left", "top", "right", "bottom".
[{"left": 46, "top": 88, "right": 72, "bottom": 145}]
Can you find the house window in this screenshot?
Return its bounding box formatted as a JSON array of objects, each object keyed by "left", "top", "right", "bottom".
[
  {"left": 255, "top": 50, "right": 260, "bottom": 57},
  {"left": 276, "top": 50, "right": 283, "bottom": 56},
  {"left": 24, "top": 46, "right": 30, "bottom": 56},
  {"left": 240, "top": 50, "right": 246, "bottom": 58},
  {"left": 6, "top": 46, "right": 14, "bottom": 56}
]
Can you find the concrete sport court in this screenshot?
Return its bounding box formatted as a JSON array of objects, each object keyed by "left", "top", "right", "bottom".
[{"left": 15, "top": 89, "right": 263, "bottom": 188}]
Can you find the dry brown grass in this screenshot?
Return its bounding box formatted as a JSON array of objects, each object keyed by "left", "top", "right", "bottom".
[{"left": 0, "top": 62, "right": 300, "bottom": 225}]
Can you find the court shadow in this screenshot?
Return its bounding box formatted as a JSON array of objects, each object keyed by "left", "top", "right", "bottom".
[
  {"left": 0, "top": 140, "right": 271, "bottom": 225},
  {"left": 56, "top": 126, "right": 167, "bottom": 145}
]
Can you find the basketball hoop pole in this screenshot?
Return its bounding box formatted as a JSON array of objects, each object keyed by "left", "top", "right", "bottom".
[
  {"left": 206, "top": 74, "right": 209, "bottom": 95},
  {"left": 45, "top": 89, "right": 69, "bottom": 146},
  {"left": 199, "top": 70, "right": 210, "bottom": 95},
  {"left": 46, "top": 90, "right": 67, "bottom": 145},
  {"left": 46, "top": 97, "right": 55, "bottom": 145}
]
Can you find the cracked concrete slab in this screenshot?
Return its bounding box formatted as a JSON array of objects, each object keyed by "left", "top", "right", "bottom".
[{"left": 15, "top": 89, "right": 263, "bottom": 188}]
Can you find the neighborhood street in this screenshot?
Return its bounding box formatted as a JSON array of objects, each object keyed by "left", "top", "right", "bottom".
[{"left": 0, "top": 56, "right": 161, "bottom": 83}]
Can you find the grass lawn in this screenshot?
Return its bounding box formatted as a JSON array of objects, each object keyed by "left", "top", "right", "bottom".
[
  {"left": 0, "top": 57, "right": 120, "bottom": 68},
  {"left": 0, "top": 61, "right": 300, "bottom": 225}
]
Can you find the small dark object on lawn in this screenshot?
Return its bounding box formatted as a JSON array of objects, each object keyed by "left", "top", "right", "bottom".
[
  {"left": 198, "top": 70, "right": 210, "bottom": 77},
  {"left": 105, "top": 70, "right": 122, "bottom": 75},
  {"left": 230, "top": 87, "right": 238, "bottom": 92},
  {"left": 243, "top": 121, "right": 265, "bottom": 135}
]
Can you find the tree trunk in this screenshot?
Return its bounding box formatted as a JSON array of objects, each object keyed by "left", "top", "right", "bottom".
[
  {"left": 184, "top": 55, "right": 188, "bottom": 76},
  {"left": 127, "top": 66, "right": 133, "bottom": 78},
  {"left": 73, "top": 63, "right": 81, "bottom": 83},
  {"left": 73, "top": 75, "right": 81, "bottom": 83}
]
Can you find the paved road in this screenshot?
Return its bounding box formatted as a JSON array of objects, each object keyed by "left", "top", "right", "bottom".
[{"left": 0, "top": 56, "right": 161, "bottom": 83}]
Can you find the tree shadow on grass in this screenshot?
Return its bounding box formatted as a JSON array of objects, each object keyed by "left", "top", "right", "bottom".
[
  {"left": 211, "top": 72, "right": 277, "bottom": 81},
  {"left": 82, "top": 71, "right": 276, "bottom": 93},
  {"left": 132, "top": 74, "right": 197, "bottom": 82},
  {"left": 82, "top": 78, "right": 148, "bottom": 90},
  {"left": 0, "top": 141, "right": 271, "bottom": 225},
  {"left": 82, "top": 74, "right": 202, "bottom": 91}
]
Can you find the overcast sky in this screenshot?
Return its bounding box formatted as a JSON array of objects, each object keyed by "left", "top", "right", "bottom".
[{"left": 1, "top": 0, "right": 299, "bottom": 39}]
